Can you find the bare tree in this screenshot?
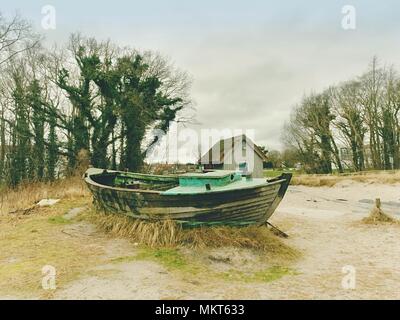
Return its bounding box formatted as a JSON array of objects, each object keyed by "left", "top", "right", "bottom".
[
  {"left": 0, "top": 12, "right": 40, "bottom": 66},
  {"left": 330, "top": 81, "right": 367, "bottom": 171},
  {"left": 285, "top": 56, "right": 400, "bottom": 173}
]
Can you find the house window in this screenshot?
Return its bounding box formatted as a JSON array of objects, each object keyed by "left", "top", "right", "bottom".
[
  {"left": 242, "top": 139, "right": 246, "bottom": 157},
  {"left": 340, "top": 147, "right": 352, "bottom": 161}
]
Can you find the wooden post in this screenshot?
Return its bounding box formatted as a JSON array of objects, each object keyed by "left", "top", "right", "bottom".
[{"left": 375, "top": 198, "right": 381, "bottom": 209}]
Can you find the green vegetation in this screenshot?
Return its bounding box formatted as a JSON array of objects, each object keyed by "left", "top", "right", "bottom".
[
  {"left": 221, "top": 266, "right": 298, "bottom": 283},
  {"left": 252, "top": 266, "right": 297, "bottom": 282},
  {"left": 132, "top": 247, "right": 298, "bottom": 283},
  {"left": 0, "top": 13, "right": 191, "bottom": 188},
  {"left": 47, "top": 215, "right": 71, "bottom": 225},
  {"left": 110, "top": 249, "right": 191, "bottom": 270},
  {"left": 136, "top": 248, "right": 188, "bottom": 269}
]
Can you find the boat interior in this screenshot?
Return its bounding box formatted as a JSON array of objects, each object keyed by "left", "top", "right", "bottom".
[
  {"left": 88, "top": 169, "right": 251, "bottom": 191},
  {"left": 89, "top": 170, "right": 179, "bottom": 191}
]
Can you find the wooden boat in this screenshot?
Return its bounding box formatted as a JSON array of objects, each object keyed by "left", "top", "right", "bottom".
[{"left": 84, "top": 168, "right": 292, "bottom": 227}]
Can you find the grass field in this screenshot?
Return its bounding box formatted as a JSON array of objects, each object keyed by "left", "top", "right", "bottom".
[
  {"left": 263, "top": 169, "right": 400, "bottom": 186},
  {"left": 0, "top": 176, "right": 300, "bottom": 298},
  {"left": 1, "top": 169, "right": 399, "bottom": 298}
]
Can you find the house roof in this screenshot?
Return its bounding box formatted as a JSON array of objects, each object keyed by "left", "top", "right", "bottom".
[{"left": 199, "top": 134, "right": 268, "bottom": 164}]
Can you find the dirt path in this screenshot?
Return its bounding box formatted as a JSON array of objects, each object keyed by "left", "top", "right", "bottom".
[{"left": 52, "top": 182, "right": 400, "bottom": 300}]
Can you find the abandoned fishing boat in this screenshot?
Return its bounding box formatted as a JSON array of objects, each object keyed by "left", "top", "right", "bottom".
[{"left": 84, "top": 168, "right": 292, "bottom": 227}]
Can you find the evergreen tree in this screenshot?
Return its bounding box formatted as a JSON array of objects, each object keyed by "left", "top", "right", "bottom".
[
  {"left": 28, "top": 79, "right": 45, "bottom": 180},
  {"left": 46, "top": 111, "right": 58, "bottom": 181}
]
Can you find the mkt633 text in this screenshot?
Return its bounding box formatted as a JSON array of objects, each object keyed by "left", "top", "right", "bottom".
[{"left": 199, "top": 304, "right": 245, "bottom": 315}]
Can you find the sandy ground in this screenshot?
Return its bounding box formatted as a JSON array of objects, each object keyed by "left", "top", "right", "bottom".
[
  {"left": 2, "top": 181, "right": 400, "bottom": 299},
  {"left": 49, "top": 180, "right": 400, "bottom": 300},
  {"left": 263, "top": 181, "right": 400, "bottom": 299}
]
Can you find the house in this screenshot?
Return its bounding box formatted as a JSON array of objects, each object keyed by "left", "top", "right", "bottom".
[
  {"left": 199, "top": 134, "right": 268, "bottom": 178},
  {"left": 336, "top": 144, "right": 376, "bottom": 170},
  {"left": 339, "top": 146, "right": 353, "bottom": 169}
]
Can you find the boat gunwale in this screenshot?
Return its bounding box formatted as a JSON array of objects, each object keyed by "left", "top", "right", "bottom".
[
  {"left": 85, "top": 169, "right": 163, "bottom": 194},
  {"left": 159, "top": 179, "right": 285, "bottom": 195},
  {"left": 84, "top": 168, "right": 287, "bottom": 196}
]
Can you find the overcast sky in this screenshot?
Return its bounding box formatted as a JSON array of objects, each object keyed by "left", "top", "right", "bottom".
[{"left": 3, "top": 0, "right": 400, "bottom": 162}]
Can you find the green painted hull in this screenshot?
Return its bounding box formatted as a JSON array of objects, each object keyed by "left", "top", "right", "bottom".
[{"left": 84, "top": 168, "right": 292, "bottom": 227}]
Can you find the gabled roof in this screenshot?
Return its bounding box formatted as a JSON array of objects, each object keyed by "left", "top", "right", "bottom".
[{"left": 199, "top": 134, "right": 268, "bottom": 164}]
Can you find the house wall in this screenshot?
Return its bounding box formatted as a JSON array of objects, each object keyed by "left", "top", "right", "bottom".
[
  {"left": 222, "top": 155, "right": 263, "bottom": 177},
  {"left": 200, "top": 136, "right": 265, "bottom": 178},
  {"left": 252, "top": 157, "right": 264, "bottom": 178},
  {"left": 222, "top": 139, "right": 264, "bottom": 178}
]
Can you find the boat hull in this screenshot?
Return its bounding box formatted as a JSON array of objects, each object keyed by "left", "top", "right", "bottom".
[{"left": 84, "top": 169, "right": 292, "bottom": 227}]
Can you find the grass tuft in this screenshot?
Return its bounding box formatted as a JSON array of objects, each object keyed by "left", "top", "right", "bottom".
[
  {"left": 94, "top": 213, "right": 181, "bottom": 247},
  {"left": 363, "top": 199, "right": 398, "bottom": 224},
  {"left": 180, "top": 225, "right": 297, "bottom": 258},
  {"left": 91, "top": 211, "right": 299, "bottom": 261}
]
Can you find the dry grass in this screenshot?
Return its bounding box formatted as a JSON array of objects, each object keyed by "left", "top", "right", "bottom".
[
  {"left": 92, "top": 212, "right": 300, "bottom": 284},
  {"left": 180, "top": 225, "right": 296, "bottom": 256},
  {"left": 0, "top": 175, "right": 89, "bottom": 215},
  {"left": 363, "top": 199, "right": 398, "bottom": 224},
  {"left": 0, "top": 198, "right": 105, "bottom": 298},
  {"left": 91, "top": 212, "right": 299, "bottom": 260},
  {"left": 0, "top": 174, "right": 299, "bottom": 298},
  {"left": 292, "top": 170, "right": 400, "bottom": 187},
  {"left": 0, "top": 175, "right": 98, "bottom": 298},
  {"left": 94, "top": 213, "right": 181, "bottom": 247}
]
